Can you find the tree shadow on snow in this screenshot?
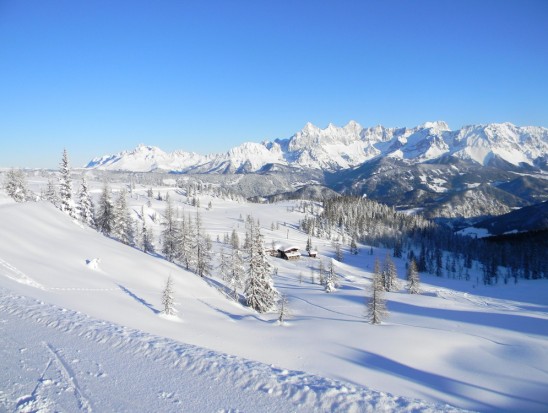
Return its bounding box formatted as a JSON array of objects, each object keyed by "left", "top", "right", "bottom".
[
  {"left": 336, "top": 346, "right": 544, "bottom": 412},
  {"left": 195, "top": 297, "right": 268, "bottom": 323},
  {"left": 387, "top": 300, "right": 548, "bottom": 337},
  {"left": 117, "top": 284, "right": 160, "bottom": 315},
  {"left": 333, "top": 292, "right": 548, "bottom": 337}
]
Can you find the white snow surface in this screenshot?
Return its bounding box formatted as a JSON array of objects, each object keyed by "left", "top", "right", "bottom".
[
  {"left": 1, "top": 290, "right": 449, "bottom": 413},
  {"left": 85, "top": 121, "right": 548, "bottom": 172},
  {"left": 1, "top": 186, "right": 548, "bottom": 412}
]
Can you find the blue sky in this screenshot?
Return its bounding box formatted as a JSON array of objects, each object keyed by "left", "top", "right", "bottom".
[{"left": 1, "top": 0, "right": 547, "bottom": 168}]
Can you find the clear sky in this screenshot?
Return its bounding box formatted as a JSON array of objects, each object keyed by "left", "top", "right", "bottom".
[{"left": 1, "top": 0, "right": 547, "bottom": 168}]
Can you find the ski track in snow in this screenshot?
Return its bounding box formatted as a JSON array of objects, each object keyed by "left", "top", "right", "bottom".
[
  {"left": 0, "top": 257, "right": 45, "bottom": 290},
  {"left": 0, "top": 288, "right": 468, "bottom": 413},
  {"left": 434, "top": 289, "right": 521, "bottom": 311},
  {"left": 0, "top": 255, "right": 122, "bottom": 294},
  {"left": 43, "top": 341, "right": 94, "bottom": 412}
]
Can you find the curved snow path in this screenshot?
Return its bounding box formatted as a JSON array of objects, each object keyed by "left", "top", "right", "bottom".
[
  {"left": 0, "top": 257, "right": 45, "bottom": 290},
  {"left": 0, "top": 288, "right": 467, "bottom": 413}
]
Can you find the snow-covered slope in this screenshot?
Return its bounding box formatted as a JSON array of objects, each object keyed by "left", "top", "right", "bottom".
[
  {"left": 3, "top": 290, "right": 455, "bottom": 413},
  {"left": 451, "top": 123, "right": 548, "bottom": 167},
  {"left": 85, "top": 121, "right": 548, "bottom": 173},
  {"left": 1, "top": 190, "right": 548, "bottom": 412}
]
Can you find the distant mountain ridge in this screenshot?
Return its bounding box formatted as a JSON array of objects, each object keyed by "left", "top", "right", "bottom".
[
  {"left": 85, "top": 121, "right": 548, "bottom": 219},
  {"left": 85, "top": 121, "right": 548, "bottom": 174}
]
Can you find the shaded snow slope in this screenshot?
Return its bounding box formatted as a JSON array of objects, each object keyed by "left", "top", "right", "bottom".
[
  {"left": 85, "top": 121, "right": 548, "bottom": 173},
  {"left": 1, "top": 197, "right": 547, "bottom": 412}
]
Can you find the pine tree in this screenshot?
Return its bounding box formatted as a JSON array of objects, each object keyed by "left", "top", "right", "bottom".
[
  {"left": 325, "top": 259, "right": 337, "bottom": 293},
  {"left": 306, "top": 236, "right": 312, "bottom": 253},
  {"left": 435, "top": 248, "right": 443, "bottom": 277},
  {"left": 77, "top": 176, "right": 95, "bottom": 227},
  {"left": 350, "top": 236, "right": 358, "bottom": 255},
  {"left": 406, "top": 259, "right": 421, "bottom": 294},
  {"left": 96, "top": 181, "right": 114, "bottom": 235},
  {"left": 244, "top": 219, "right": 277, "bottom": 313},
  {"left": 161, "top": 194, "right": 179, "bottom": 262},
  {"left": 231, "top": 229, "right": 240, "bottom": 250},
  {"left": 161, "top": 275, "right": 176, "bottom": 316},
  {"left": 393, "top": 239, "right": 403, "bottom": 258},
  {"left": 139, "top": 206, "right": 155, "bottom": 253},
  {"left": 112, "top": 188, "right": 132, "bottom": 244},
  {"left": 59, "top": 149, "right": 76, "bottom": 218},
  {"left": 196, "top": 233, "right": 213, "bottom": 277},
  {"left": 144, "top": 221, "right": 155, "bottom": 253},
  {"left": 3, "top": 169, "right": 28, "bottom": 202},
  {"left": 418, "top": 244, "right": 427, "bottom": 272},
  {"left": 277, "top": 294, "right": 290, "bottom": 324},
  {"left": 334, "top": 242, "right": 343, "bottom": 262},
  {"left": 229, "top": 248, "right": 245, "bottom": 301},
  {"left": 383, "top": 254, "right": 399, "bottom": 292},
  {"left": 185, "top": 213, "right": 198, "bottom": 270},
  {"left": 177, "top": 214, "right": 191, "bottom": 269},
  {"left": 194, "top": 211, "right": 212, "bottom": 277},
  {"left": 44, "top": 178, "right": 59, "bottom": 206},
  {"left": 367, "top": 259, "right": 387, "bottom": 324}
]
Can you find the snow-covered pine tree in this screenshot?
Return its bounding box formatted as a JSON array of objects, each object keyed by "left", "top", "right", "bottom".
[
  {"left": 96, "top": 181, "right": 114, "bottom": 235},
  {"left": 161, "top": 194, "right": 179, "bottom": 262},
  {"left": 406, "top": 259, "right": 421, "bottom": 294},
  {"left": 137, "top": 206, "right": 155, "bottom": 253},
  {"left": 312, "top": 259, "right": 325, "bottom": 285},
  {"left": 306, "top": 236, "right": 312, "bottom": 253},
  {"left": 161, "top": 275, "right": 176, "bottom": 316},
  {"left": 144, "top": 220, "right": 155, "bottom": 253},
  {"left": 231, "top": 229, "right": 240, "bottom": 250},
  {"left": 184, "top": 212, "right": 198, "bottom": 270},
  {"left": 177, "top": 213, "right": 191, "bottom": 269},
  {"left": 219, "top": 246, "right": 229, "bottom": 280},
  {"left": 335, "top": 242, "right": 343, "bottom": 262},
  {"left": 367, "top": 258, "right": 387, "bottom": 324},
  {"left": 77, "top": 176, "right": 95, "bottom": 228},
  {"left": 44, "top": 178, "right": 59, "bottom": 206},
  {"left": 350, "top": 235, "right": 358, "bottom": 255},
  {"left": 3, "top": 169, "right": 28, "bottom": 202},
  {"left": 277, "top": 294, "right": 290, "bottom": 324},
  {"left": 112, "top": 188, "right": 132, "bottom": 244},
  {"left": 229, "top": 247, "right": 245, "bottom": 301},
  {"left": 325, "top": 259, "right": 337, "bottom": 293},
  {"left": 194, "top": 210, "right": 212, "bottom": 277},
  {"left": 196, "top": 233, "right": 213, "bottom": 277},
  {"left": 244, "top": 219, "right": 277, "bottom": 313},
  {"left": 58, "top": 149, "right": 77, "bottom": 218},
  {"left": 383, "top": 253, "right": 399, "bottom": 292}
]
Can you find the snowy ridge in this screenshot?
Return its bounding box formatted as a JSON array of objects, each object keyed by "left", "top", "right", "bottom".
[
  {"left": 85, "top": 121, "right": 548, "bottom": 173},
  {"left": 85, "top": 144, "right": 213, "bottom": 173},
  {"left": 0, "top": 289, "right": 466, "bottom": 413}
]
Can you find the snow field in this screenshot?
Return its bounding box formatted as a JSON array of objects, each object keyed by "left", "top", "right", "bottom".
[
  {"left": 1, "top": 179, "right": 547, "bottom": 412},
  {"left": 0, "top": 290, "right": 463, "bottom": 413}
]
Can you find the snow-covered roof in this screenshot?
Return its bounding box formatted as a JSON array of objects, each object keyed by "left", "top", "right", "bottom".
[
  {"left": 275, "top": 243, "right": 300, "bottom": 252},
  {"left": 284, "top": 251, "right": 301, "bottom": 258}
]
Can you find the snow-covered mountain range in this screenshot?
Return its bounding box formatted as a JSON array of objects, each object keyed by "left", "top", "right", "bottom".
[{"left": 85, "top": 121, "right": 548, "bottom": 173}]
